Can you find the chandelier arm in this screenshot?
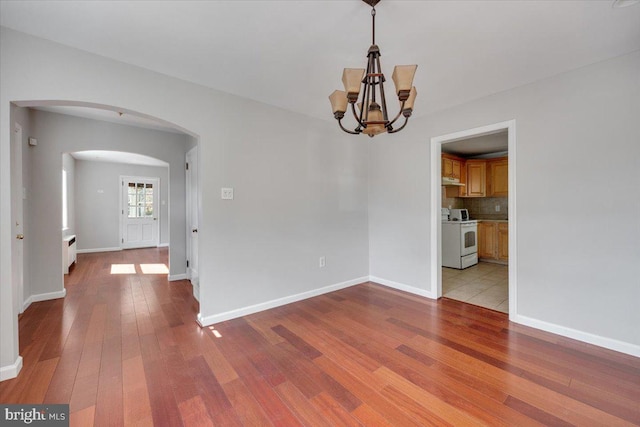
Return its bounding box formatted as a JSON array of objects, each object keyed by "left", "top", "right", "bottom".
[
  {"left": 350, "top": 102, "right": 365, "bottom": 129},
  {"left": 387, "top": 116, "right": 410, "bottom": 134},
  {"left": 386, "top": 100, "right": 406, "bottom": 127},
  {"left": 338, "top": 117, "right": 360, "bottom": 135}
]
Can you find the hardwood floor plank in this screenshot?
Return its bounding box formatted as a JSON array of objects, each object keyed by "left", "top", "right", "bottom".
[
  {"left": 69, "top": 404, "right": 95, "bottom": 427},
  {"left": 408, "top": 334, "right": 636, "bottom": 426},
  {"left": 2, "top": 249, "right": 637, "bottom": 426},
  {"left": 274, "top": 341, "right": 362, "bottom": 412},
  {"left": 139, "top": 334, "right": 184, "bottom": 427},
  {"left": 188, "top": 355, "right": 233, "bottom": 416},
  {"left": 178, "top": 395, "right": 214, "bottom": 427},
  {"left": 350, "top": 403, "right": 395, "bottom": 427},
  {"left": 122, "top": 355, "right": 153, "bottom": 427},
  {"left": 17, "top": 357, "right": 59, "bottom": 404},
  {"left": 222, "top": 378, "right": 274, "bottom": 427},
  {"left": 43, "top": 349, "right": 82, "bottom": 403},
  {"left": 271, "top": 324, "right": 323, "bottom": 360},
  {"left": 375, "top": 365, "right": 501, "bottom": 426},
  {"left": 504, "top": 395, "right": 575, "bottom": 427},
  {"left": 309, "top": 392, "right": 362, "bottom": 427},
  {"left": 274, "top": 381, "right": 334, "bottom": 427},
  {"left": 313, "top": 355, "right": 425, "bottom": 427}
]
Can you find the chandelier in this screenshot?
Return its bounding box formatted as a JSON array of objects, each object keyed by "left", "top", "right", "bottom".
[{"left": 329, "top": 0, "right": 417, "bottom": 137}]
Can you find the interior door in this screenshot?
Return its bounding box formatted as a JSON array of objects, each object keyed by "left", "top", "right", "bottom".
[
  {"left": 186, "top": 147, "right": 199, "bottom": 299},
  {"left": 121, "top": 176, "right": 159, "bottom": 249},
  {"left": 11, "top": 123, "right": 24, "bottom": 314}
]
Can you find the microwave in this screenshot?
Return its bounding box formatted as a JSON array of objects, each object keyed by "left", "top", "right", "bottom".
[{"left": 450, "top": 209, "right": 470, "bottom": 221}]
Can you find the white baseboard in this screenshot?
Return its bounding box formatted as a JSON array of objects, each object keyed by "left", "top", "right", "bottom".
[
  {"left": 0, "top": 356, "right": 23, "bottom": 382},
  {"left": 197, "top": 276, "right": 368, "bottom": 327},
  {"left": 23, "top": 288, "right": 67, "bottom": 312},
  {"left": 168, "top": 274, "right": 187, "bottom": 281},
  {"left": 158, "top": 243, "right": 169, "bottom": 248},
  {"left": 513, "top": 314, "right": 640, "bottom": 358},
  {"left": 369, "top": 276, "right": 436, "bottom": 299},
  {"left": 192, "top": 282, "right": 200, "bottom": 302},
  {"left": 76, "top": 247, "right": 121, "bottom": 254}
]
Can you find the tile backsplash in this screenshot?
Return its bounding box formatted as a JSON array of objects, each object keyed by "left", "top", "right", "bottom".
[
  {"left": 441, "top": 195, "right": 508, "bottom": 219},
  {"left": 463, "top": 197, "right": 508, "bottom": 219},
  {"left": 441, "top": 192, "right": 465, "bottom": 210}
]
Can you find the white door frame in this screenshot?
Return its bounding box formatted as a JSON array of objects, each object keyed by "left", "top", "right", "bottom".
[
  {"left": 119, "top": 175, "right": 160, "bottom": 249},
  {"left": 185, "top": 146, "right": 199, "bottom": 301},
  {"left": 430, "top": 120, "right": 518, "bottom": 320},
  {"left": 11, "top": 123, "right": 24, "bottom": 315}
]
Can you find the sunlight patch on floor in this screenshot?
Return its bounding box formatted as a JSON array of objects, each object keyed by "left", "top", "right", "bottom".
[
  {"left": 110, "top": 264, "right": 136, "bottom": 274},
  {"left": 208, "top": 326, "right": 223, "bottom": 338},
  {"left": 140, "top": 263, "right": 169, "bottom": 274}
]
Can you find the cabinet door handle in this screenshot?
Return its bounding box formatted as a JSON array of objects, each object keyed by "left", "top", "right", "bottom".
[{"left": 16, "top": 234, "right": 24, "bottom": 240}]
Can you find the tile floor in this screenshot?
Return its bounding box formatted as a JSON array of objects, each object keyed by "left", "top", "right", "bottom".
[{"left": 442, "top": 262, "right": 509, "bottom": 313}]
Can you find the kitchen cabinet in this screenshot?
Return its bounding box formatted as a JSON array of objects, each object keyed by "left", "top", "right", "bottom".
[
  {"left": 478, "top": 222, "right": 496, "bottom": 259},
  {"left": 497, "top": 223, "right": 509, "bottom": 261},
  {"left": 442, "top": 156, "right": 462, "bottom": 180},
  {"left": 442, "top": 154, "right": 466, "bottom": 197},
  {"left": 478, "top": 221, "right": 508, "bottom": 263},
  {"left": 465, "top": 160, "right": 486, "bottom": 197},
  {"left": 488, "top": 158, "right": 508, "bottom": 197}
]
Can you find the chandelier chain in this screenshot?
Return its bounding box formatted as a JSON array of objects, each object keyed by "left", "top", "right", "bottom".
[{"left": 371, "top": 7, "right": 376, "bottom": 45}]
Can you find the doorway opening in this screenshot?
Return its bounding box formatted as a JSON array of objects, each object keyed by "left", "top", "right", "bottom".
[
  {"left": 430, "top": 120, "right": 517, "bottom": 319},
  {"left": 6, "top": 100, "right": 199, "bottom": 381},
  {"left": 120, "top": 176, "right": 161, "bottom": 249}
]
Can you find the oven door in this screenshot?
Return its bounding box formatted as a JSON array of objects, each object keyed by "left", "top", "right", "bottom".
[{"left": 460, "top": 223, "right": 477, "bottom": 256}]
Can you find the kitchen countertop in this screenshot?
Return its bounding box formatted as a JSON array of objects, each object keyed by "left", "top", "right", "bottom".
[{"left": 474, "top": 217, "right": 508, "bottom": 222}]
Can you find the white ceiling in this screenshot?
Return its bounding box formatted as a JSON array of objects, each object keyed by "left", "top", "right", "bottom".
[
  {"left": 442, "top": 131, "right": 508, "bottom": 158},
  {"left": 2, "top": 0, "right": 640, "bottom": 124}
]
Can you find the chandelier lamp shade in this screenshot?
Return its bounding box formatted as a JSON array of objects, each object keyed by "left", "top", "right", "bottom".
[{"left": 329, "top": 0, "right": 417, "bottom": 137}]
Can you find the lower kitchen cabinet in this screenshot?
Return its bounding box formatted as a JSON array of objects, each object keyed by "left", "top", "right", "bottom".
[
  {"left": 478, "top": 221, "right": 508, "bottom": 263},
  {"left": 478, "top": 222, "right": 496, "bottom": 259},
  {"left": 497, "top": 223, "right": 509, "bottom": 262}
]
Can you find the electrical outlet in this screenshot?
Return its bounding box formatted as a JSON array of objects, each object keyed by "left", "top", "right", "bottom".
[
  {"left": 319, "top": 256, "right": 326, "bottom": 268},
  {"left": 495, "top": 205, "right": 501, "bottom": 212},
  {"left": 221, "top": 187, "right": 234, "bottom": 200}
]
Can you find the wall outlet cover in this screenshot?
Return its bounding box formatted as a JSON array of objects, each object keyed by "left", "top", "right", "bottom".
[{"left": 221, "top": 188, "right": 234, "bottom": 200}]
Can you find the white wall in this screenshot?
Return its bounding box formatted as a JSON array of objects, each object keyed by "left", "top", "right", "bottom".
[
  {"left": 369, "top": 50, "right": 640, "bottom": 354},
  {"left": 74, "top": 160, "right": 169, "bottom": 250},
  {"left": 0, "top": 28, "right": 369, "bottom": 373}
]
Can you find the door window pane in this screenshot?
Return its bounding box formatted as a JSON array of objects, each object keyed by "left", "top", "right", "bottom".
[{"left": 127, "top": 181, "right": 153, "bottom": 218}]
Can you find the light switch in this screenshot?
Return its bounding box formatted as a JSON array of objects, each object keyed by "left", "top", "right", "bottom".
[{"left": 221, "top": 188, "right": 234, "bottom": 200}]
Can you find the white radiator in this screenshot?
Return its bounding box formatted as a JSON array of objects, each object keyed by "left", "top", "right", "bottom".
[{"left": 63, "top": 235, "right": 76, "bottom": 274}]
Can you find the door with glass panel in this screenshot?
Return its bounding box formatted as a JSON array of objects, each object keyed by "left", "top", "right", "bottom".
[{"left": 121, "top": 176, "right": 159, "bottom": 249}]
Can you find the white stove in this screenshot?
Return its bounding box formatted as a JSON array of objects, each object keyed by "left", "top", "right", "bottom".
[{"left": 441, "top": 209, "right": 478, "bottom": 269}]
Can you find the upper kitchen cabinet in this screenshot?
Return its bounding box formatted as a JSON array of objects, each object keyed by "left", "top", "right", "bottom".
[
  {"left": 488, "top": 157, "right": 508, "bottom": 197},
  {"left": 442, "top": 154, "right": 466, "bottom": 197},
  {"left": 442, "top": 154, "right": 462, "bottom": 180},
  {"left": 465, "top": 160, "right": 486, "bottom": 197}
]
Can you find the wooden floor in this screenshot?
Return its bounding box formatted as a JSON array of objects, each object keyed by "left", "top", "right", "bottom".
[{"left": 1, "top": 248, "right": 639, "bottom": 426}]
